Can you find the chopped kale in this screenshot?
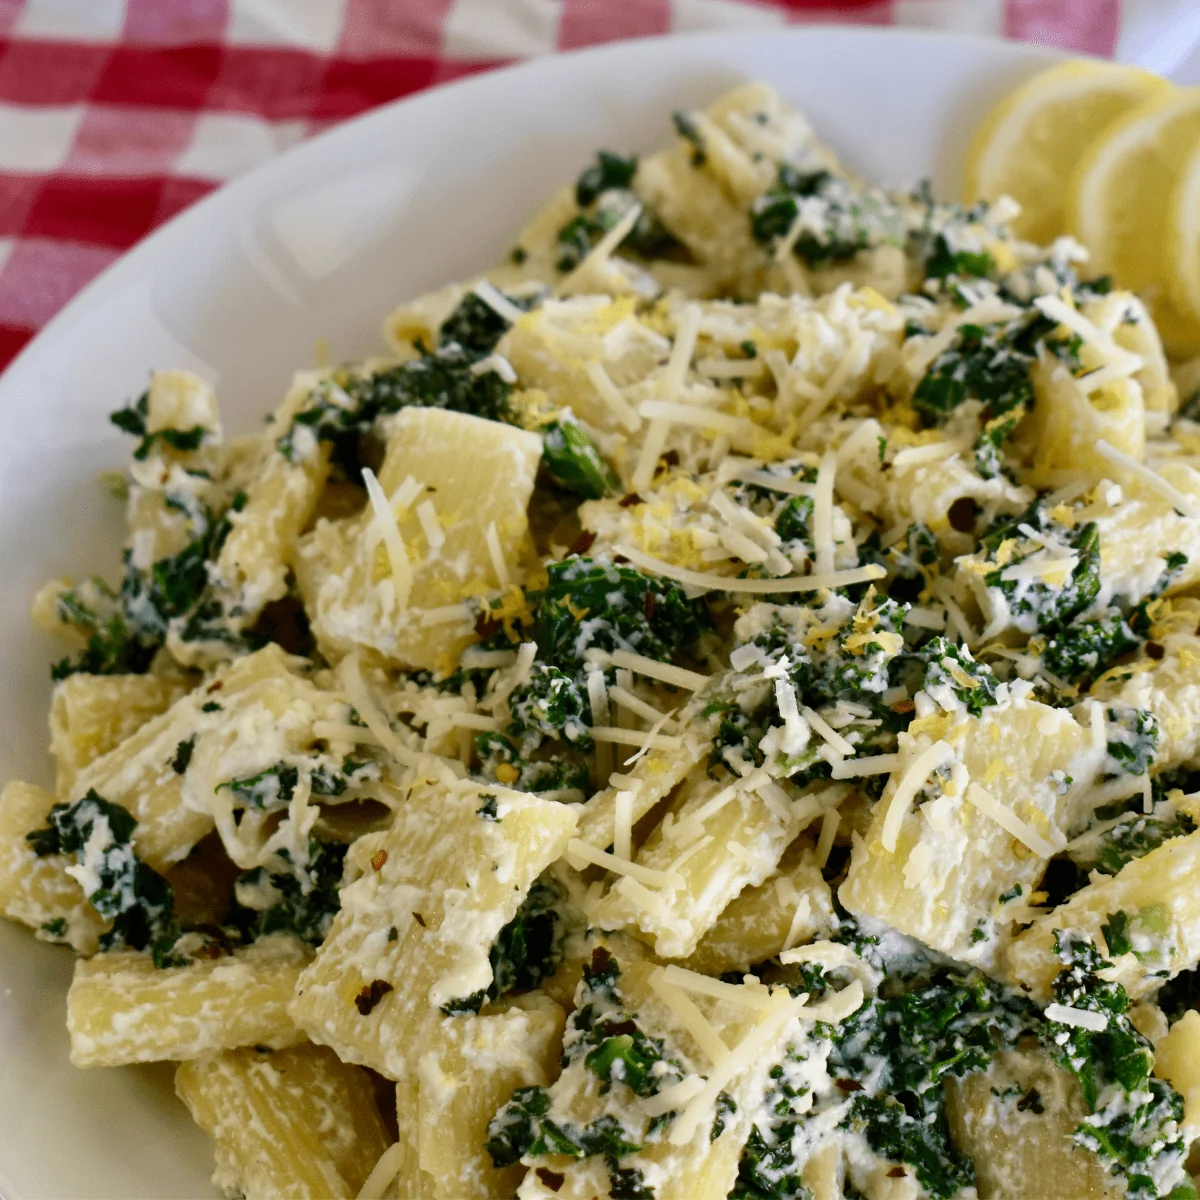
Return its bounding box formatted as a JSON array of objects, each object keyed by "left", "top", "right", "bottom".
[
  {"left": 575, "top": 150, "right": 638, "bottom": 207},
  {"left": 216, "top": 763, "right": 299, "bottom": 810},
  {"left": 912, "top": 320, "right": 1036, "bottom": 426},
  {"left": 171, "top": 736, "right": 195, "bottom": 774},
  {"left": 984, "top": 520, "right": 1101, "bottom": 632},
  {"left": 918, "top": 637, "right": 998, "bottom": 717},
  {"left": 1105, "top": 706, "right": 1159, "bottom": 778},
  {"left": 825, "top": 970, "right": 1039, "bottom": 1200},
  {"left": 750, "top": 165, "right": 898, "bottom": 269},
  {"left": 710, "top": 1092, "right": 737, "bottom": 1142},
  {"left": 485, "top": 1086, "right": 645, "bottom": 1171},
  {"left": 437, "top": 289, "right": 537, "bottom": 360},
  {"left": 278, "top": 344, "right": 515, "bottom": 468},
  {"left": 540, "top": 420, "right": 619, "bottom": 500},
  {"left": 476, "top": 794, "right": 500, "bottom": 821},
  {"left": 923, "top": 236, "right": 995, "bottom": 281},
  {"left": 486, "top": 876, "right": 567, "bottom": 999},
  {"left": 672, "top": 111, "right": 706, "bottom": 165},
  {"left": 1101, "top": 910, "right": 1133, "bottom": 957},
  {"left": 473, "top": 732, "right": 589, "bottom": 801},
  {"left": 230, "top": 838, "right": 348, "bottom": 948},
  {"left": 110, "top": 391, "right": 209, "bottom": 461},
  {"left": 1078, "top": 809, "right": 1196, "bottom": 876},
  {"left": 1041, "top": 610, "right": 1139, "bottom": 684},
  {"left": 508, "top": 663, "right": 594, "bottom": 751},
  {"left": 536, "top": 556, "right": 709, "bottom": 672},
  {"left": 27, "top": 790, "right": 178, "bottom": 956},
  {"left": 50, "top": 577, "right": 159, "bottom": 681},
  {"left": 1046, "top": 931, "right": 1189, "bottom": 1200},
  {"left": 774, "top": 494, "right": 814, "bottom": 544},
  {"left": 583, "top": 1025, "right": 668, "bottom": 1098}
]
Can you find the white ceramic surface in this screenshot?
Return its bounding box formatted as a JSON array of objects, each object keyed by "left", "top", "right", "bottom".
[{"left": 0, "top": 25, "right": 1067, "bottom": 1199}]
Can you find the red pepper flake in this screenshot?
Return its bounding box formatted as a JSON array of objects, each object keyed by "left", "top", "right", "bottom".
[
  {"left": 207, "top": 680, "right": 223, "bottom": 692},
  {"left": 474, "top": 611, "right": 502, "bottom": 638},
  {"left": 644, "top": 591, "right": 656, "bottom": 619},
  {"left": 412, "top": 912, "right": 427, "bottom": 928},
  {"left": 370, "top": 849, "right": 388, "bottom": 871},
  {"left": 835, "top": 1078, "right": 863, "bottom": 1092},
  {"left": 590, "top": 946, "right": 613, "bottom": 975},
  {"left": 888, "top": 1167, "right": 907, "bottom": 1178},
  {"left": 570, "top": 530, "right": 597, "bottom": 556},
  {"left": 535, "top": 1169, "right": 565, "bottom": 1192},
  {"left": 1146, "top": 641, "right": 1165, "bottom": 660},
  {"left": 890, "top": 698, "right": 916, "bottom": 714},
  {"left": 662, "top": 449, "right": 680, "bottom": 467},
  {"left": 618, "top": 492, "right": 644, "bottom": 508},
  {"left": 354, "top": 979, "right": 394, "bottom": 1015}
]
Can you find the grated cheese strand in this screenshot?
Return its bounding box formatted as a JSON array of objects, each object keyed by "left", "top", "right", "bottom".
[
  {"left": 589, "top": 725, "right": 683, "bottom": 754},
  {"left": 471, "top": 280, "right": 527, "bottom": 325},
  {"left": 647, "top": 974, "right": 732, "bottom": 1067},
  {"left": 608, "top": 648, "right": 710, "bottom": 692},
  {"left": 801, "top": 705, "right": 855, "bottom": 758},
  {"left": 585, "top": 359, "right": 641, "bottom": 432},
  {"left": 659, "top": 964, "right": 774, "bottom": 1011},
  {"left": 814, "top": 808, "right": 840, "bottom": 869},
  {"left": 356, "top": 1142, "right": 407, "bottom": 1200},
  {"left": 1045, "top": 1002, "right": 1108, "bottom": 1031},
  {"left": 340, "top": 651, "right": 422, "bottom": 768},
  {"left": 832, "top": 752, "right": 899, "bottom": 779},
  {"left": 1094, "top": 439, "right": 1200, "bottom": 519},
  {"left": 880, "top": 740, "right": 956, "bottom": 852},
  {"left": 362, "top": 467, "right": 413, "bottom": 611},
  {"left": 964, "top": 783, "right": 1061, "bottom": 858},
  {"left": 415, "top": 499, "right": 444, "bottom": 553},
  {"left": 484, "top": 522, "right": 511, "bottom": 588},
  {"left": 669, "top": 989, "right": 809, "bottom": 1146},
  {"left": 565, "top": 838, "right": 684, "bottom": 889},
  {"left": 615, "top": 544, "right": 886, "bottom": 595},
  {"left": 613, "top": 790, "right": 633, "bottom": 861},
  {"left": 812, "top": 451, "right": 837, "bottom": 576}
]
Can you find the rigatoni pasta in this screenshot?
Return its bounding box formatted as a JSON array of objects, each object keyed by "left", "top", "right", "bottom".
[{"left": 3, "top": 79, "right": 1200, "bottom": 1200}]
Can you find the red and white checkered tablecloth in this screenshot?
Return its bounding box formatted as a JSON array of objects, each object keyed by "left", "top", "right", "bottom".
[{"left": 0, "top": 0, "right": 1156, "bottom": 374}]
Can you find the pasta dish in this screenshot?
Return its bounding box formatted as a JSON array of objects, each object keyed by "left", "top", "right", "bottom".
[{"left": 1, "top": 81, "right": 1198, "bottom": 1200}]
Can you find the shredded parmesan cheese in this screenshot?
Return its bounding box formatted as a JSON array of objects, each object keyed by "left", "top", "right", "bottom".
[
  {"left": 815, "top": 808, "right": 840, "bottom": 868},
  {"left": 484, "top": 522, "right": 511, "bottom": 588},
  {"left": 613, "top": 790, "right": 633, "bottom": 861},
  {"left": 880, "top": 740, "right": 956, "bottom": 852},
  {"left": 362, "top": 467, "right": 413, "bottom": 610},
  {"left": 471, "top": 280, "right": 526, "bottom": 325},
  {"left": 1094, "top": 439, "right": 1200, "bottom": 518},
  {"left": 340, "top": 651, "right": 421, "bottom": 768},
  {"left": 415, "top": 499, "right": 444, "bottom": 553},
  {"left": 565, "top": 838, "right": 684, "bottom": 889},
  {"left": 615, "top": 544, "right": 886, "bottom": 595},
  {"left": 1045, "top": 1002, "right": 1108, "bottom": 1031},
  {"left": 801, "top": 705, "right": 855, "bottom": 758},
  {"left": 832, "top": 753, "right": 899, "bottom": 779},
  {"left": 585, "top": 359, "right": 641, "bottom": 432},
  {"left": 608, "top": 648, "right": 710, "bottom": 691},
  {"left": 964, "top": 783, "right": 1062, "bottom": 858}
]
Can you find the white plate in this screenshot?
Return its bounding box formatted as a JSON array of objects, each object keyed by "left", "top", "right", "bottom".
[{"left": 0, "top": 25, "right": 1066, "bottom": 1199}]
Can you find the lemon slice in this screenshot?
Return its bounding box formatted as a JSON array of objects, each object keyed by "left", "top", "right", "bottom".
[
  {"left": 964, "top": 61, "right": 1169, "bottom": 245},
  {"left": 1072, "top": 86, "right": 1200, "bottom": 357},
  {"left": 1171, "top": 139, "right": 1200, "bottom": 335}
]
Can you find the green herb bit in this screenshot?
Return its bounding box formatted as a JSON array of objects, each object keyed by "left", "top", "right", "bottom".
[
  {"left": 437, "top": 289, "right": 537, "bottom": 361},
  {"left": 672, "top": 111, "right": 706, "bottom": 165},
  {"left": 575, "top": 150, "right": 638, "bottom": 207},
  {"left": 540, "top": 420, "right": 619, "bottom": 500},
  {"left": 918, "top": 637, "right": 998, "bottom": 717},
  {"left": 1104, "top": 706, "right": 1159, "bottom": 778},
  {"left": 230, "top": 838, "right": 347, "bottom": 948},
  {"left": 26, "top": 790, "right": 179, "bottom": 958},
  {"left": 110, "top": 391, "right": 209, "bottom": 461},
  {"left": 217, "top": 762, "right": 299, "bottom": 810}
]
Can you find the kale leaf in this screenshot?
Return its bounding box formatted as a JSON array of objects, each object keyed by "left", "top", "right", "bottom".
[
  {"left": 437, "top": 290, "right": 536, "bottom": 360},
  {"left": 1041, "top": 610, "right": 1139, "bottom": 685},
  {"left": 216, "top": 762, "right": 299, "bottom": 810},
  {"left": 1046, "top": 931, "right": 1189, "bottom": 1200},
  {"left": 535, "top": 556, "right": 709, "bottom": 672},
  {"left": 508, "top": 664, "right": 594, "bottom": 751},
  {"left": 27, "top": 790, "right": 178, "bottom": 957},
  {"left": 576, "top": 150, "right": 638, "bottom": 207},
  {"left": 487, "top": 876, "right": 568, "bottom": 999},
  {"left": 230, "top": 838, "right": 348, "bottom": 948},
  {"left": 110, "top": 391, "right": 209, "bottom": 461},
  {"left": 918, "top": 637, "right": 999, "bottom": 717},
  {"left": 541, "top": 420, "right": 618, "bottom": 500}
]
